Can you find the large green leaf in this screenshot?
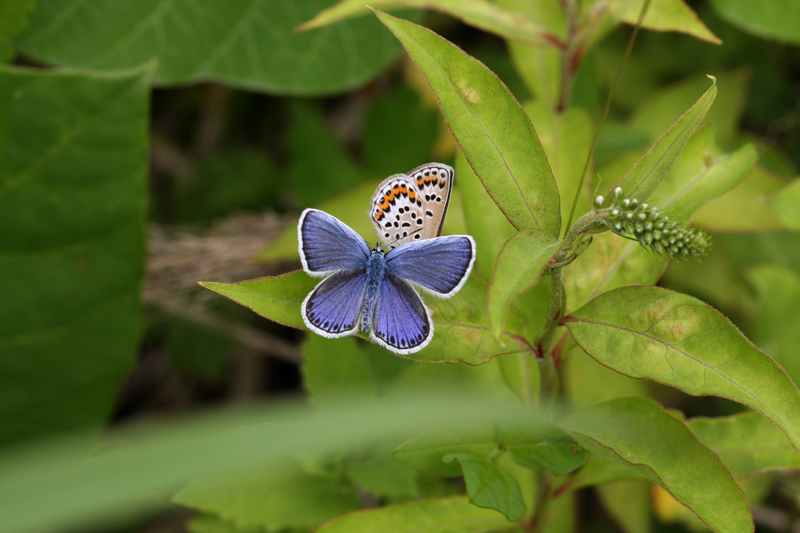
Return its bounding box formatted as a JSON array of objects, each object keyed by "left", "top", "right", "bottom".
[
  {"left": 203, "top": 273, "right": 529, "bottom": 364},
  {"left": 563, "top": 286, "right": 800, "bottom": 453},
  {"left": 315, "top": 496, "right": 516, "bottom": 533},
  {"left": 487, "top": 230, "right": 562, "bottom": 340},
  {"left": 606, "top": 0, "right": 721, "bottom": 44},
  {"left": 558, "top": 397, "right": 752, "bottom": 533},
  {"left": 615, "top": 77, "right": 716, "bottom": 202},
  {"left": 393, "top": 427, "right": 497, "bottom": 477},
  {"left": 457, "top": 151, "right": 515, "bottom": 280},
  {"left": 497, "top": 420, "right": 588, "bottom": 475},
  {"left": 15, "top": 0, "right": 410, "bottom": 95},
  {"left": 0, "top": 0, "right": 37, "bottom": 62},
  {"left": 444, "top": 453, "right": 525, "bottom": 521},
  {"left": 299, "top": 0, "right": 557, "bottom": 46},
  {"left": 0, "top": 64, "right": 151, "bottom": 446},
  {"left": 687, "top": 412, "right": 800, "bottom": 478},
  {"left": 710, "top": 0, "right": 800, "bottom": 45},
  {"left": 374, "top": 10, "right": 561, "bottom": 237},
  {"left": 0, "top": 392, "right": 534, "bottom": 533},
  {"left": 174, "top": 463, "right": 359, "bottom": 531}
]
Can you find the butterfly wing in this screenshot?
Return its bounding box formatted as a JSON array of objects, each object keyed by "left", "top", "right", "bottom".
[
  {"left": 299, "top": 208, "right": 371, "bottom": 276},
  {"left": 369, "top": 163, "right": 454, "bottom": 249},
  {"left": 385, "top": 235, "right": 476, "bottom": 298},
  {"left": 302, "top": 268, "right": 368, "bottom": 338},
  {"left": 370, "top": 273, "right": 433, "bottom": 355}
]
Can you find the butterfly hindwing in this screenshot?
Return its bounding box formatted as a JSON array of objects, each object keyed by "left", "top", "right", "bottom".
[
  {"left": 299, "top": 208, "right": 371, "bottom": 275},
  {"left": 370, "top": 273, "right": 433, "bottom": 354},
  {"left": 369, "top": 163, "right": 454, "bottom": 248},
  {"left": 385, "top": 235, "right": 476, "bottom": 298},
  {"left": 302, "top": 268, "right": 368, "bottom": 338}
]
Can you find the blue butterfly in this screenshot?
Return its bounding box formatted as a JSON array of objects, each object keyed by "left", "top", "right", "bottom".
[{"left": 298, "top": 208, "right": 476, "bottom": 355}]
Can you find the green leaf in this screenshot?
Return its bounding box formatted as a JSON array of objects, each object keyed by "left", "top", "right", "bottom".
[
  {"left": 563, "top": 339, "right": 648, "bottom": 407},
  {"left": 187, "top": 514, "right": 262, "bottom": 533},
  {"left": 346, "top": 448, "right": 419, "bottom": 498},
  {"left": 174, "top": 464, "right": 359, "bottom": 531},
  {"left": 374, "top": 10, "right": 561, "bottom": 237},
  {"left": 558, "top": 397, "right": 752, "bottom": 533},
  {"left": 16, "top": 0, "right": 410, "bottom": 95},
  {"left": 770, "top": 178, "right": 800, "bottom": 230},
  {"left": 570, "top": 456, "right": 648, "bottom": 490},
  {"left": 201, "top": 271, "right": 317, "bottom": 331},
  {"left": 607, "top": 0, "right": 721, "bottom": 44},
  {"left": 299, "top": 0, "right": 557, "bottom": 46},
  {"left": 488, "top": 230, "right": 561, "bottom": 340},
  {"left": 302, "top": 336, "right": 378, "bottom": 406},
  {"left": 710, "top": 0, "right": 800, "bottom": 45},
  {"left": 615, "top": 76, "right": 716, "bottom": 202},
  {"left": 457, "top": 151, "right": 516, "bottom": 280},
  {"left": 524, "top": 101, "right": 593, "bottom": 229},
  {"left": 393, "top": 427, "right": 497, "bottom": 477},
  {"left": 443, "top": 453, "right": 525, "bottom": 521},
  {"left": 315, "top": 496, "right": 514, "bottom": 533},
  {"left": 0, "top": 0, "right": 37, "bottom": 62},
  {"left": 596, "top": 481, "right": 651, "bottom": 533},
  {"left": 287, "top": 102, "right": 366, "bottom": 206},
  {"left": 0, "top": 64, "right": 151, "bottom": 446},
  {"left": 692, "top": 166, "right": 786, "bottom": 232},
  {"left": 563, "top": 285, "right": 800, "bottom": 454},
  {"left": 497, "top": 420, "right": 588, "bottom": 475},
  {"left": 647, "top": 127, "right": 757, "bottom": 224},
  {"left": 747, "top": 265, "right": 800, "bottom": 383},
  {"left": 687, "top": 412, "right": 800, "bottom": 478}
]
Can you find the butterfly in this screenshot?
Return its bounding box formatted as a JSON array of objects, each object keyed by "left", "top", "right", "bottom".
[{"left": 298, "top": 163, "right": 475, "bottom": 355}]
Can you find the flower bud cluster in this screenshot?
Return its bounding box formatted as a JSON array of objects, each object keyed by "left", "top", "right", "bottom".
[{"left": 593, "top": 187, "right": 711, "bottom": 259}]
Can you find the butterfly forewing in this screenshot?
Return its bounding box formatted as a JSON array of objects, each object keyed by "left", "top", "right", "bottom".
[
  {"left": 385, "top": 235, "right": 476, "bottom": 298},
  {"left": 302, "top": 269, "right": 368, "bottom": 337},
  {"left": 300, "top": 209, "right": 371, "bottom": 275},
  {"left": 370, "top": 163, "right": 454, "bottom": 248},
  {"left": 370, "top": 273, "right": 433, "bottom": 354}
]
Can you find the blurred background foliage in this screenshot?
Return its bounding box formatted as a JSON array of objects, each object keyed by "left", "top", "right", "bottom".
[{"left": 2, "top": 0, "right": 800, "bottom": 532}]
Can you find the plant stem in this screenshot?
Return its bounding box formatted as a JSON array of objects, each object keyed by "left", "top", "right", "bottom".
[
  {"left": 529, "top": 469, "right": 552, "bottom": 532},
  {"left": 556, "top": 0, "right": 580, "bottom": 113}
]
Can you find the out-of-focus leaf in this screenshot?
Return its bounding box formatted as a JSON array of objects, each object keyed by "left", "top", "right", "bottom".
[
  {"left": 524, "top": 101, "right": 593, "bottom": 229},
  {"left": 488, "top": 230, "right": 561, "bottom": 340},
  {"left": 346, "top": 447, "right": 419, "bottom": 498},
  {"left": 562, "top": 340, "right": 648, "bottom": 407},
  {"left": 692, "top": 166, "right": 786, "bottom": 232},
  {"left": 770, "top": 178, "right": 800, "bottom": 230},
  {"left": 443, "top": 453, "right": 525, "bottom": 521},
  {"left": 299, "top": 0, "right": 557, "bottom": 46},
  {"left": 497, "top": 421, "right": 588, "bottom": 475},
  {"left": 596, "top": 481, "right": 651, "bottom": 533},
  {"left": 203, "top": 274, "right": 529, "bottom": 364},
  {"left": 393, "top": 427, "right": 497, "bottom": 477},
  {"left": 564, "top": 286, "right": 800, "bottom": 453},
  {"left": 0, "top": 64, "right": 151, "bottom": 446},
  {"left": 258, "top": 180, "right": 467, "bottom": 263},
  {"left": 747, "top": 265, "right": 800, "bottom": 383},
  {"left": 710, "top": 0, "right": 800, "bottom": 45},
  {"left": 302, "top": 336, "right": 377, "bottom": 406},
  {"left": 374, "top": 10, "right": 561, "bottom": 237},
  {"left": 688, "top": 411, "right": 800, "bottom": 478},
  {"left": 594, "top": 122, "right": 651, "bottom": 164},
  {"left": 167, "top": 321, "right": 232, "bottom": 382},
  {"left": 176, "top": 150, "right": 278, "bottom": 222},
  {"left": 457, "top": 151, "right": 516, "bottom": 280},
  {"left": 616, "top": 76, "right": 716, "bottom": 202},
  {"left": 647, "top": 127, "right": 756, "bottom": 223},
  {"left": 362, "top": 87, "right": 439, "bottom": 177},
  {"left": 187, "top": 514, "right": 261, "bottom": 533},
  {"left": 558, "top": 397, "right": 752, "bottom": 533},
  {"left": 606, "top": 0, "right": 721, "bottom": 44},
  {"left": 287, "top": 102, "right": 366, "bottom": 207},
  {"left": 174, "top": 464, "right": 359, "bottom": 531},
  {"left": 315, "top": 496, "right": 515, "bottom": 533},
  {"left": 630, "top": 72, "right": 746, "bottom": 147},
  {"left": 0, "top": 0, "right": 37, "bottom": 62},
  {"left": 497, "top": 0, "right": 563, "bottom": 107},
  {"left": 15, "top": 0, "right": 411, "bottom": 95}
]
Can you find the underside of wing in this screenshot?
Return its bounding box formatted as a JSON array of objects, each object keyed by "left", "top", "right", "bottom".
[
  {"left": 370, "top": 273, "right": 433, "bottom": 355},
  {"left": 385, "top": 235, "right": 476, "bottom": 298},
  {"left": 407, "top": 162, "right": 453, "bottom": 238},
  {"left": 302, "top": 269, "right": 367, "bottom": 338},
  {"left": 299, "top": 209, "right": 370, "bottom": 275}
]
